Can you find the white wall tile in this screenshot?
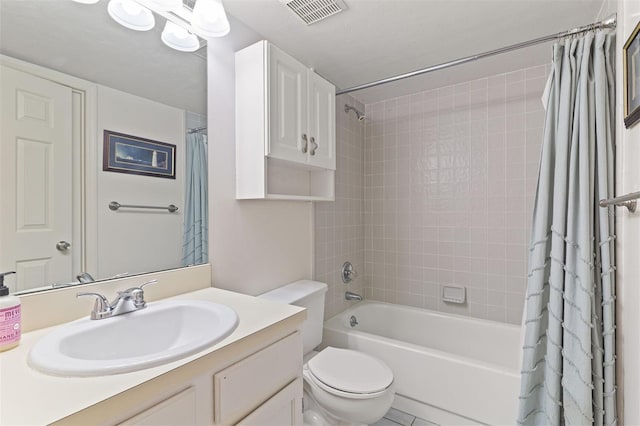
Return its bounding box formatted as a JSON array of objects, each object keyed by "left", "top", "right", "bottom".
[
  {"left": 360, "top": 64, "right": 546, "bottom": 324},
  {"left": 315, "top": 65, "right": 546, "bottom": 324}
]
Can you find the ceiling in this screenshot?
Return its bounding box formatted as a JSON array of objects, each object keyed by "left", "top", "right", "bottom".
[
  {"left": 0, "top": 0, "right": 608, "bottom": 108},
  {"left": 224, "top": 0, "right": 607, "bottom": 103}
]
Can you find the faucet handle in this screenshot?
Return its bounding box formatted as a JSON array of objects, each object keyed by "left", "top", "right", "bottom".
[
  {"left": 341, "top": 261, "right": 358, "bottom": 283},
  {"left": 139, "top": 279, "right": 157, "bottom": 290},
  {"left": 77, "top": 292, "right": 111, "bottom": 320},
  {"left": 127, "top": 279, "right": 157, "bottom": 308}
]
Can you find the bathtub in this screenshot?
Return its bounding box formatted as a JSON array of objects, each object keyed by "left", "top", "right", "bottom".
[{"left": 321, "top": 301, "right": 521, "bottom": 425}]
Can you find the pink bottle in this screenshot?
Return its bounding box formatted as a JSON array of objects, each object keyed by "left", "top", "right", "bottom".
[{"left": 0, "top": 271, "right": 21, "bottom": 352}]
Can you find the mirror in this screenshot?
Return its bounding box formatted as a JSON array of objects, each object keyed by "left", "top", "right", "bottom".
[{"left": 0, "top": 0, "right": 208, "bottom": 294}]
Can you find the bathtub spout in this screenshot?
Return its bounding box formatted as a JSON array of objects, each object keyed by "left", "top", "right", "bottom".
[{"left": 345, "top": 291, "right": 363, "bottom": 301}]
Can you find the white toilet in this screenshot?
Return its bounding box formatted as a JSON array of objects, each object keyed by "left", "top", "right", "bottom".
[{"left": 260, "top": 280, "right": 394, "bottom": 426}]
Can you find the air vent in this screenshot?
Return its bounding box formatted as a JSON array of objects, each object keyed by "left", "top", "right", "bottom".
[{"left": 281, "top": 0, "right": 347, "bottom": 25}]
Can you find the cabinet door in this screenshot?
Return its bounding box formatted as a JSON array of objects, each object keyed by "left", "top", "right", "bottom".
[
  {"left": 268, "top": 44, "right": 308, "bottom": 163},
  {"left": 307, "top": 71, "right": 336, "bottom": 170},
  {"left": 236, "top": 378, "right": 303, "bottom": 426},
  {"left": 214, "top": 332, "right": 302, "bottom": 425}
]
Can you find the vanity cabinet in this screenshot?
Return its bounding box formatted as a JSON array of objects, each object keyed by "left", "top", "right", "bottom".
[
  {"left": 236, "top": 378, "right": 303, "bottom": 426},
  {"left": 236, "top": 40, "right": 335, "bottom": 201},
  {"left": 57, "top": 331, "right": 304, "bottom": 426},
  {"left": 214, "top": 332, "right": 302, "bottom": 424}
]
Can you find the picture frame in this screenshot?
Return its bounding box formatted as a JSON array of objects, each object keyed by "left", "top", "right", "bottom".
[
  {"left": 624, "top": 20, "right": 640, "bottom": 128},
  {"left": 103, "top": 130, "right": 176, "bottom": 179}
]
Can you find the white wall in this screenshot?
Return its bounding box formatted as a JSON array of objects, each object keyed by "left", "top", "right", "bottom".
[
  {"left": 617, "top": 2, "right": 640, "bottom": 424},
  {"left": 96, "top": 86, "right": 185, "bottom": 279},
  {"left": 207, "top": 35, "right": 313, "bottom": 295}
]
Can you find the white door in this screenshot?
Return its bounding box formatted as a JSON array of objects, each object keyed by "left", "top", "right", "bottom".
[
  {"left": 0, "top": 65, "right": 73, "bottom": 292},
  {"left": 308, "top": 72, "right": 336, "bottom": 170},
  {"left": 268, "top": 43, "right": 308, "bottom": 163}
]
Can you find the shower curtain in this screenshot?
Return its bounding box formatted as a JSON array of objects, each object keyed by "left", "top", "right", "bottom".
[
  {"left": 518, "top": 30, "right": 616, "bottom": 425},
  {"left": 182, "top": 132, "right": 209, "bottom": 266}
]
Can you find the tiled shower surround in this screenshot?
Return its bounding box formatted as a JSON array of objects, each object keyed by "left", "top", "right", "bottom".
[
  {"left": 315, "top": 65, "right": 548, "bottom": 324},
  {"left": 315, "top": 95, "right": 365, "bottom": 319}
]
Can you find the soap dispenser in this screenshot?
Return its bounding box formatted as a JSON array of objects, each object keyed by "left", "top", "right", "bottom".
[{"left": 0, "top": 271, "right": 21, "bottom": 352}]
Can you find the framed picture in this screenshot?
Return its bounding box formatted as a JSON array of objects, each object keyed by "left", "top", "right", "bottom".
[
  {"left": 624, "top": 20, "right": 640, "bottom": 128},
  {"left": 103, "top": 130, "right": 176, "bottom": 179}
]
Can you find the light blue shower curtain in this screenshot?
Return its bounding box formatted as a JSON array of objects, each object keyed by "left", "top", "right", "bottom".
[
  {"left": 518, "top": 30, "right": 616, "bottom": 426},
  {"left": 182, "top": 132, "right": 208, "bottom": 266}
]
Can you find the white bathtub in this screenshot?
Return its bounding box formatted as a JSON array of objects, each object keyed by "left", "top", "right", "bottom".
[{"left": 321, "top": 301, "right": 521, "bottom": 425}]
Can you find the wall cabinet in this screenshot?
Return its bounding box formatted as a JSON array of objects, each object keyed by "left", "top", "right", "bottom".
[{"left": 236, "top": 40, "right": 335, "bottom": 201}]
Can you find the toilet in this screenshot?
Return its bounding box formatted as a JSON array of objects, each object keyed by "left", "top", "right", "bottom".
[{"left": 260, "top": 280, "right": 394, "bottom": 426}]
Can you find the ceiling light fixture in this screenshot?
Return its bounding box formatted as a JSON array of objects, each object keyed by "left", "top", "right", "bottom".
[
  {"left": 75, "top": 0, "right": 230, "bottom": 52},
  {"left": 161, "top": 21, "right": 200, "bottom": 52},
  {"left": 107, "top": 0, "right": 155, "bottom": 31},
  {"left": 147, "top": 0, "right": 183, "bottom": 10},
  {"left": 191, "top": 0, "right": 230, "bottom": 38}
]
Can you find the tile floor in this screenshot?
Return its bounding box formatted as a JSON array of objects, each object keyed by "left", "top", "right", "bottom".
[{"left": 371, "top": 408, "right": 439, "bottom": 426}]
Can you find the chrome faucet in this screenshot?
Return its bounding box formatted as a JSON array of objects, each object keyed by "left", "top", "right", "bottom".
[
  {"left": 76, "top": 272, "right": 95, "bottom": 283},
  {"left": 345, "top": 291, "right": 363, "bottom": 301},
  {"left": 77, "top": 279, "right": 157, "bottom": 320}
]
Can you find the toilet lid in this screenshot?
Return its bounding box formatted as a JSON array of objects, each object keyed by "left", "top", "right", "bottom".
[{"left": 307, "top": 347, "right": 393, "bottom": 394}]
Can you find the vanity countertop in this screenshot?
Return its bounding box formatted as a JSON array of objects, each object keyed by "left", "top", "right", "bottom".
[{"left": 0, "top": 287, "right": 305, "bottom": 425}]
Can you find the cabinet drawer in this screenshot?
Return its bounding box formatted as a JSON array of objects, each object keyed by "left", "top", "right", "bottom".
[
  {"left": 117, "top": 387, "right": 196, "bottom": 426},
  {"left": 214, "top": 332, "right": 302, "bottom": 425},
  {"left": 236, "top": 378, "right": 302, "bottom": 426}
]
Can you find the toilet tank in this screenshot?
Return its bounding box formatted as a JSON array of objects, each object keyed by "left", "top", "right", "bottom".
[{"left": 259, "top": 280, "right": 328, "bottom": 354}]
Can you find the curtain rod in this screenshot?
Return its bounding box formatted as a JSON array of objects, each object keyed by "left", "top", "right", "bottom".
[
  {"left": 187, "top": 126, "right": 207, "bottom": 134},
  {"left": 335, "top": 14, "right": 617, "bottom": 96}
]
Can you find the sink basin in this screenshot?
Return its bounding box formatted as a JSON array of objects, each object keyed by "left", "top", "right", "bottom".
[{"left": 28, "top": 299, "right": 239, "bottom": 376}]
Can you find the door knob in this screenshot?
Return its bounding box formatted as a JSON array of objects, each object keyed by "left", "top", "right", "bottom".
[{"left": 56, "top": 241, "right": 71, "bottom": 252}]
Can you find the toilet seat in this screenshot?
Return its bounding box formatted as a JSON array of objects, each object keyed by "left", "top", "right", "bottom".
[{"left": 306, "top": 347, "right": 393, "bottom": 399}]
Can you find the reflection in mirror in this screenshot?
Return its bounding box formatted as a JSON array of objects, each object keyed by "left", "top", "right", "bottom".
[{"left": 0, "top": 0, "right": 208, "bottom": 295}]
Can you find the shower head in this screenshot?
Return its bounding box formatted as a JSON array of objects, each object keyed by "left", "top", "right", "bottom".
[{"left": 344, "top": 104, "right": 365, "bottom": 121}]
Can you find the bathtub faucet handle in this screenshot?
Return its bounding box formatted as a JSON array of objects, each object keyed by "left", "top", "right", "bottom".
[{"left": 341, "top": 261, "right": 358, "bottom": 284}]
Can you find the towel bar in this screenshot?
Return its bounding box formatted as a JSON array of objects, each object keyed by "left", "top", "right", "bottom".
[
  {"left": 109, "top": 201, "right": 179, "bottom": 213},
  {"left": 599, "top": 191, "right": 640, "bottom": 213}
]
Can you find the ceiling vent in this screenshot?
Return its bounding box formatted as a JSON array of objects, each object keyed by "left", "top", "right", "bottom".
[{"left": 280, "top": 0, "right": 347, "bottom": 25}]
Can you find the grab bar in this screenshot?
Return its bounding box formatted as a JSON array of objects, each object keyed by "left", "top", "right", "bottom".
[
  {"left": 599, "top": 191, "right": 640, "bottom": 213},
  {"left": 109, "top": 201, "right": 179, "bottom": 213}
]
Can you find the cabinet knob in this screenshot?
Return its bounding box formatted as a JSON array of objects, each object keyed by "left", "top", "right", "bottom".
[
  {"left": 310, "top": 137, "right": 318, "bottom": 156},
  {"left": 301, "top": 134, "right": 308, "bottom": 154}
]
